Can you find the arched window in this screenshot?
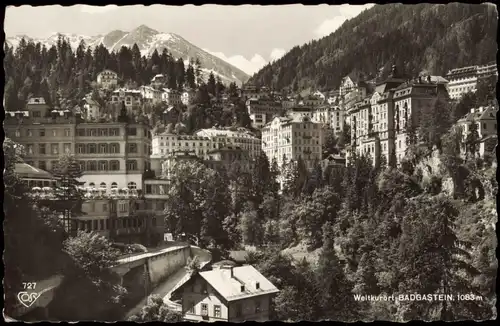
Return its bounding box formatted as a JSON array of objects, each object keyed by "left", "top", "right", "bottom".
[
  {"left": 87, "top": 161, "right": 97, "bottom": 171},
  {"left": 99, "top": 143, "right": 108, "bottom": 153},
  {"left": 111, "top": 182, "right": 118, "bottom": 189},
  {"left": 110, "top": 143, "right": 120, "bottom": 153},
  {"left": 89, "top": 182, "right": 95, "bottom": 188},
  {"left": 127, "top": 182, "right": 137, "bottom": 189},
  {"left": 110, "top": 160, "right": 120, "bottom": 171},
  {"left": 99, "top": 182, "right": 107, "bottom": 189},
  {"left": 88, "top": 143, "right": 97, "bottom": 154},
  {"left": 98, "top": 160, "right": 108, "bottom": 171}
]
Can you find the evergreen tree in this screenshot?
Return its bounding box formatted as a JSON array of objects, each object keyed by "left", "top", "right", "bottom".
[
  {"left": 207, "top": 72, "right": 216, "bottom": 96},
  {"left": 215, "top": 75, "right": 225, "bottom": 98},
  {"left": 195, "top": 57, "right": 203, "bottom": 85},
  {"left": 175, "top": 57, "right": 185, "bottom": 91},
  {"left": 316, "top": 222, "right": 359, "bottom": 321},
  {"left": 47, "top": 154, "right": 85, "bottom": 232},
  {"left": 338, "top": 122, "right": 351, "bottom": 148},
  {"left": 465, "top": 119, "right": 480, "bottom": 160},
  {"left": 186, "top": 62, "right": 196, "bottom": 89},
  {"left": 398, "top": 196, "right": 488, "bottom": 320}
]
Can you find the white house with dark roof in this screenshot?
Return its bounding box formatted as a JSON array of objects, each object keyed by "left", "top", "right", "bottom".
[
  {"left": 173, "top": 265, "right": 279, "bottom": 322},
  {"left": 96, "top": 69, "right": 118, "bottom": 89}
]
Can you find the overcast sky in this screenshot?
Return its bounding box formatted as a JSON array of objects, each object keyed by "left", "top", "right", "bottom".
[{"left": 5, "top": 4, "right": 374, "bottom": 75}]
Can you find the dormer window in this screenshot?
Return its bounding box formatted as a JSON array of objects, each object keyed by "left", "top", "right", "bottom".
[{"left": 240, "top": 285, "right": 245, "bottom": 292}]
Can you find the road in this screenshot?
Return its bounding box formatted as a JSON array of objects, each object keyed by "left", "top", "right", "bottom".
[
  {"left": 123, "top": 245, "right": 212, "bottom": 319},
  {"left": 116, "top": 244, "right": 189, "bottom": 265},
  {"left": 124, "top": 265, "right": 189, "bottom": 319}
]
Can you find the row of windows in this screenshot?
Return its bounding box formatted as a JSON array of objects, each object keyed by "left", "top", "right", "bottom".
[
  {"left": 86, "top": 182, "right": 137, "bottom": 190},
  {"left": 78, "top": 160, "right": 139, "bottom": 171},
  {"left": 15, "top": 129, "right": 72, "bottom": 138},
  {"left": 26, "top": 143, "right": 72, "bottom": 155},
  {"left": 76, "top": 127, "right": 142, "bottom": 137},
  {"left": 74, "top": 216, "right": 155, "bottom": 232}
]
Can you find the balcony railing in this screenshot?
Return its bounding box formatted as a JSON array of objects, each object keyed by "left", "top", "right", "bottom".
[{"left": 28, "top": 187, "right": 142, "bottom": 200}]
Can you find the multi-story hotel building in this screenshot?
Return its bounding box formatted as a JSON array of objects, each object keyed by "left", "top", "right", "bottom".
[
  {"left": 150, "top": 127, "right": 260, "bottom": 174},
  {"left": 262, "top": 116, "right": 324, "bottom": 170},
  {"left": 281, "top": 97, "right": 296, "bottom": 109},
  {"left": 246, "top": 97, "right": 283, "bottom": 128},
  {"left": 312, "top": 105, "right": 345, "bottom": 134},
  {"left": 287, "top": 106, "right": 314, "bottom": 121},
  {"left": 110, "top": 88, "right": 143, "bottom": 112},
  {"left": 299, "top": 95, "right": 324, "bottom": 107},
  {"left": 241, "top": 84, "right": 267, "bottom": 101},
  {"left": 445, "top": 62, "right": 497, "bottom": 100},
  {"left": 162, "top": 88, "right": 182, "bottom": 106},
  {"left": 339, "top": 73, "right": 367, "bottom": 97},
  {"left": 96, "top": 69, "right": 118, "bottom": 89},
  {"left": 139, "top": 86, "right": 163, "bottom": 105},
  {"left": 5, "top": 100, "right": 152, "bottom": 192},
  {"left": 74, "top": 121, "right": 151, "bottom": 190},
  {"left": 393, "top": 78, "right": 449, "bottom": 163},
  {"left": 195, "top": 128, "right": 261, "bottom": 160},
  {"left": 347, "top": 74, "right": 449, "bottom": 166}
]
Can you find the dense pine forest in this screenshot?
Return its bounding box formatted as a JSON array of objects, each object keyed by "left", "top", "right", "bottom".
[
  {"left": 248, "top": 3, "right": 497, "bottom": 91},
  {"left": 4, "top": 37, "right": 251, "bottom": 134}
]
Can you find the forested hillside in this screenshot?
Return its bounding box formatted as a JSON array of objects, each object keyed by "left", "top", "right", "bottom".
[
  {"left": 3, "top": 38, "right": 224, "bottom": 113},
  {"left": 248, "top": 3, "right": 497, "bottom": 91}
]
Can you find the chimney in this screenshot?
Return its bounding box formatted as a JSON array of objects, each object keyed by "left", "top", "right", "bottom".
[
  {"left": 255, "top": 281, "right": 260, "bottom": 290},
  {"left": 240, "top": 285, "right": 245, "bottom": 292}
]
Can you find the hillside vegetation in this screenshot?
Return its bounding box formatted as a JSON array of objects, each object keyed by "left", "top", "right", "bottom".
[{"left": 248, "top": 3, "right": 497, "bottom": 91}]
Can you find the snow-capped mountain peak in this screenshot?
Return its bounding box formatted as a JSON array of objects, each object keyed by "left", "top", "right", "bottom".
[{"left": 5, "top": 25, "right": 250, "bottom": 85}]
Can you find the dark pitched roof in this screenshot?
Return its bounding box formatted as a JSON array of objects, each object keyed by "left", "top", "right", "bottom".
[{"left": 14, "top": 163, "right": 53, "bottom": 179}]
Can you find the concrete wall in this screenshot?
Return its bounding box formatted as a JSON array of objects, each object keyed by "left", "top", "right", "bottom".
[
  {"left": 122, "top": 264, "right": 149, "bottom": 303},
  {"left": 147, "top": 246, "right": 191, "bottom": 286}
]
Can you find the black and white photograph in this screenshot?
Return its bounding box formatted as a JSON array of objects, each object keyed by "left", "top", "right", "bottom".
[{"left": 2, "top": 3, "right": 498, "bottom": 322}]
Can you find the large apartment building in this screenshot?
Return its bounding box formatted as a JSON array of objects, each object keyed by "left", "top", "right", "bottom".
[
  {"left": 262, "top": 116, "right": 324, "bottom": 170},
  {"left": 446, "top": 62, "right": 497, "bottom": 100}
]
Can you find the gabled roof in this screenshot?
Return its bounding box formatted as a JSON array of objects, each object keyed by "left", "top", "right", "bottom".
[
  {"left": 15, "top": 163, "right": 53, "bottom": 180},
  {"left": 98, "top": 69, "right": 117, "bottom": 76},
  {"left": 198, "top": 265, "right": 279, "bottom": 302}
]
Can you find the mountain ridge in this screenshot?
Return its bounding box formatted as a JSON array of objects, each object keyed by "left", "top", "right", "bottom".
[
  {"left": 248, "top": 3, "right": 497, "bottom": 91},
  {"left": 5, "top": 25, "right": 250, "bottom": 86}
]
